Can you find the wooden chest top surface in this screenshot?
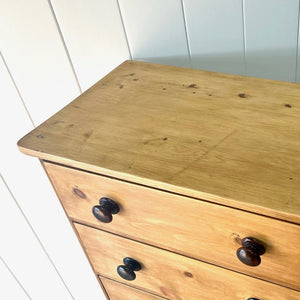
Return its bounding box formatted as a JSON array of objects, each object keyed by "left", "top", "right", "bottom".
[{"left": 18, "top": 60, "right": 300, "bottom": 223}]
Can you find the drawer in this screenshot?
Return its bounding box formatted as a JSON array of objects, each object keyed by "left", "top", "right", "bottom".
[
  {"left": 44, "top": 162, "right": 300, "bottom": 290},
  {"left": 75, "top": 223, "right": 300, "bottom": 300},
  {"left": 100, "top": 276, "right": 167, "bottom": 300}
]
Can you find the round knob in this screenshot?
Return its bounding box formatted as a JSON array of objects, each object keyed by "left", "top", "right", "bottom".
[
  {"left": 117, "top": 257, "right": 141, "bottom": 281},
  {"left": 247, "top": 298, "right": 261, "bottom": 300},
  {"left": 92, "top": 197, "right": 119, "bottom": 223},
  {"left": 237, "top": 237, "right": 265, "bottom": 266}
]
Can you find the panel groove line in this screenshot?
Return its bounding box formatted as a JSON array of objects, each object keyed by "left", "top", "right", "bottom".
[
  {"left": 1, "top": 47, "right": 103, "bottom": 299},
  {"left": 118, "top": 0, "right": 190, "bottom": 68},
  {"left": 48, "top": 0, "right": 82, "bottom": 93},
  {"left": 116, "top": 0, "right": 133, "bottom": 60},
  {"left": 50, "top": 0, "right": 130, "bottom": 92},
  {"left": 180, "top": 0, "right": 192, "bottom": 64},
  {"left": 183, "top": 0, "right": 245, "bottom": 75},
  {"left": 0, "top": 51, "right": 72, "bottom": 297},
  {"left": 0, "top": 0, "right": 80, "bottom": 125},
  {"left": 0, "top": 173, "right": 73, "bottom": 299},
  {"left": 0, "top": 256, "right": 31, "bottom": 300},
  {"left": 0, "top": 51, "right": 35, "bottom": 128},
  {"left": 1, "top": 175, "right": 75, "bottom": 300}
]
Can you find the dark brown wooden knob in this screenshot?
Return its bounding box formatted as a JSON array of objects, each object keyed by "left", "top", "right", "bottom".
[
  {"left": 117, "top": 257, "right": 141, "bottom": 281},
  {"left": 237, "top": 237, "right": 265, "bottom": 266},
  {"left": 92, "top": 197, "right": 119, "bottom": 223}
]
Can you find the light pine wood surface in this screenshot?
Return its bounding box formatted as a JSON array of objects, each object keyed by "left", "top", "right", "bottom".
[
  {"left": 75, "top": 224, "right": 300, "bottom": 300},
  {"left": 18, "top": 61, "right": 300, "bottom": 223},
  {"left": 44, "top": 161, "right": 300, "bottom": 290},
  {"left": 100, "top": 276, "right": 166, "bottom": 300}
]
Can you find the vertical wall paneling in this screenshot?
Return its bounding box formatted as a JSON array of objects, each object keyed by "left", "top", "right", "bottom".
[
  {"left": 183, "top": 0, "right": 245, "bottom": 75},
  {"left": 0, "top": 176, "right": 73, "bottom": 300},
  {"left": 2, "top": 1, "right": 300, "bottom": 299},
  {"left": 0, "top": 54, "right": 104, "bottom": 300},
  {"left": 50, "top": 0, "right": 130, "bottom": 92},
  {"left": 0, "top": 257, "right": 30, "bottom": 300},
  {"left": 243, "top": 0, "right": 299, "bottom": 82},
  {"left": 118, "top": 0, "right": 190, "bottom": 67},
  {"left": 0, "top": 0, "right": 80, "bottom": 125}
]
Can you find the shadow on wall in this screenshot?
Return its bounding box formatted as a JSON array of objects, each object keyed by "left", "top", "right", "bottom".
[{"left": 136, "top": 48, "right": 298, "bottom": 83}]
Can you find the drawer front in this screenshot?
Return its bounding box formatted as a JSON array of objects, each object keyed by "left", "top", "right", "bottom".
[
  {"left": 44, "top": 162, "right": 300, "bottom": 290},
  {"left": 100, "top": 276, "right": 167, "bottom": 300},
  {"left": 75, "top": 223, "right": 300, "bottom": 300}
]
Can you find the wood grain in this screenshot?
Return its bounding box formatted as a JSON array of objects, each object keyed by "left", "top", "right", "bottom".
[
  {"left": 18, "top": 60, "right": 300, "bottom": 223},
  {"left": 44, "top": 162, "right": 300, "bottom": 290},
  {"left": 75, "top": 224, "right": 300, "bottom": 300},
  {"left": 100, "top": 276, "right": 166, "bottom": 300}
]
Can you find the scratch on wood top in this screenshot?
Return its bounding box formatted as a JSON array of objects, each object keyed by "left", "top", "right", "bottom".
[{"left": 167, "top": 129, "right": 238, "bottom": 181}]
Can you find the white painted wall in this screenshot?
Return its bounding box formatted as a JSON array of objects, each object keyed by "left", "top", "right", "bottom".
[
  {"left": 244, "top": 0, "right": 299, "bottom": 82},
  {"left": 1, "top": 1, "right": 299, "bottom": 299},
  {"left": 184, "top": 0, "right": 245, "bottom": 75}
]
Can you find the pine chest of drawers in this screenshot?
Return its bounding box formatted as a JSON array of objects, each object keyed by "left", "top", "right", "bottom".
[{"left": 18, "top": 61, "right": 300, "bottom": 300}]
